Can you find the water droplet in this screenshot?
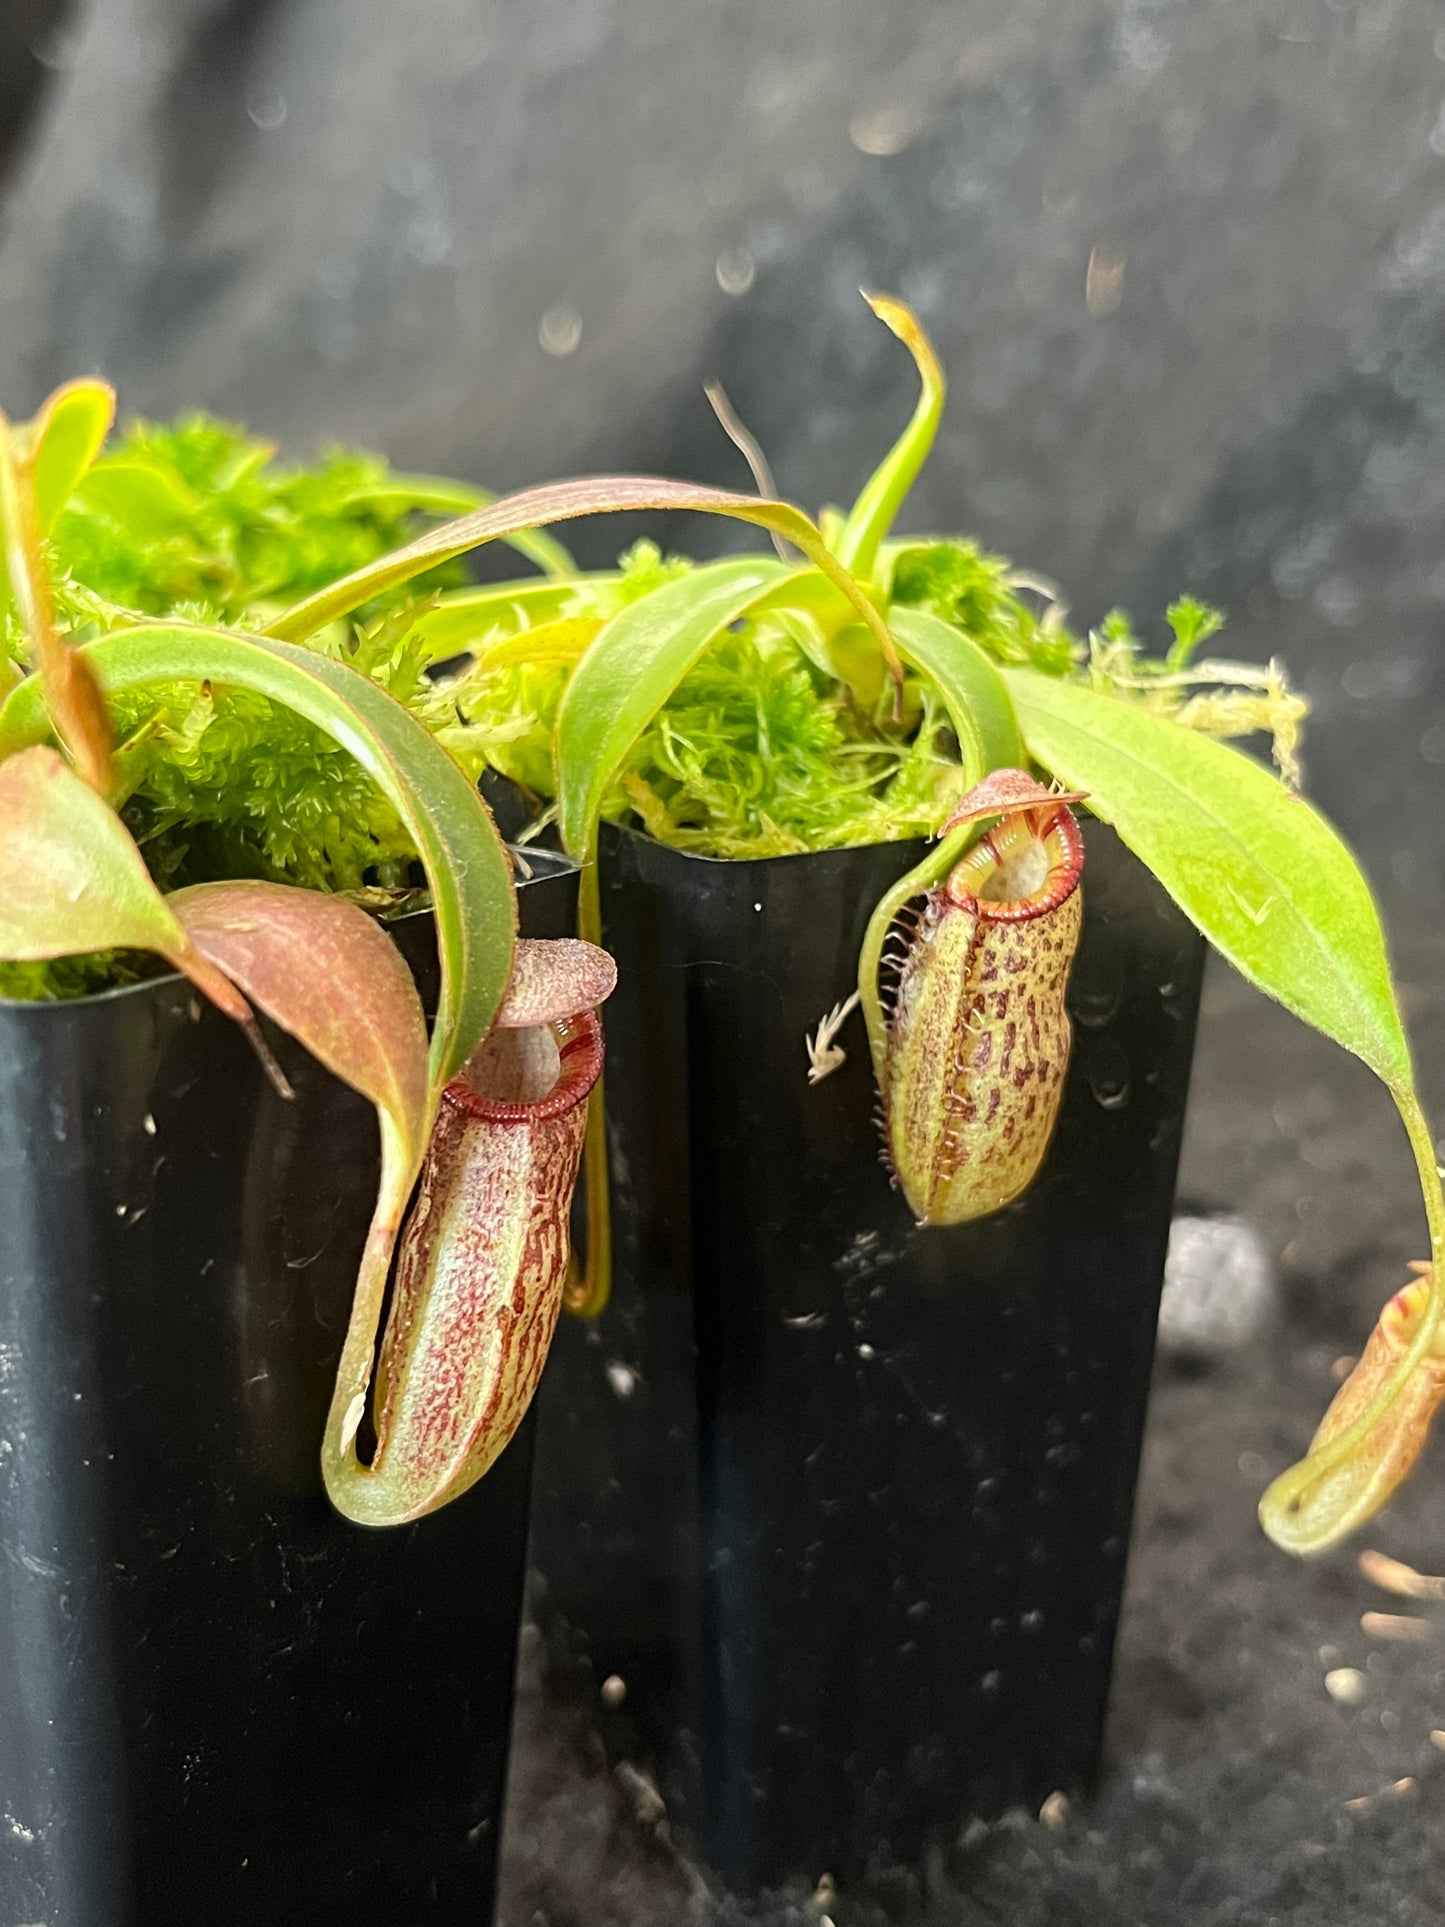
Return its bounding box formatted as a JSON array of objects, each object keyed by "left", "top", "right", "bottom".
[
  {"left": 1021, "top": 1609, "right": 1045, "bottom": 1633},
  {"left": 715, "top": 248, "right": 756, "bottom": 297},
  {"left": 538, "top": 305, "right": 583, "bottom": 358},
  {"left": 849, "top": 103, "right": 921, "bottom": 157},
  {"left": 245, "top": 88, "right": 288, "bottom": 132},
  {"left": 605, "top": 1360, "right": 637, "bottom": 1399},
  {"left": 1069, "top": 927, "right": 1125, "bottom": 1029},
  {"left": 1072, "top": 982, "right": 1122, "bottom": 1030},
  {"left": 1085, "top": 245, "right": 1126, "bottom": 316},
  {"left": 1084, "top": 1038, "right": 1131, "bottom": 1112},
  {"left": 980, "top": 1669, "right": 1004, "bottom": 1698}
]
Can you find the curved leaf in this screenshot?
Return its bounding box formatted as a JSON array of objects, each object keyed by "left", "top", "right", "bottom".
[
  {"left": 172, "top": 880, "right": 431, "bottom": 1166},
  {"left": 72, "top": 455, "right": 200, "bottom": 532},
  {"left": 0, "top": 745, "right": 250, "bottom": 1026},
  {"left": 1006, "top": 669, "right": 1412, "bottom": 1092},
  {"left": 408, "top": 577, "right": 610, "bottom": 665},
  {"left": 339, "top": 471, "right": 578, "bottom": 578},
  {"left": 28, "top": 378, "right": 116, "bottom": 531},
  {"left": 555, "top": 555, "right": 791, "bottom": 858},
  {"left": 835, "top": 296, "right": 946, "bottom": 583},
  {"left": 0, "top": 408, "right": 114, "bottom": 792},
  {"left": 887, "top": 604, "right": 1024, "bottom": 785},
  {"left": 173, "top": 879, "right": 437, "bottom": 1528},
  {"left": 0, "top": 624, "right": 516, "bottom": 1086},
  {"left": 263, "top": 475, "right": 905, "bottom": 684}
]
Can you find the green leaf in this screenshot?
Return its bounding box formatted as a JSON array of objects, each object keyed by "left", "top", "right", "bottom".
[
  {"left": 1006, "top": 669, "right": 1412, "bottom": 1091},
  {"left": 0, "top": 623, "right": 516, "bottom": 1085},
  {"left": 28, "top": 379, "right": 117, "bottom": 531},
  {"left": 554, "top": 555, "right": 791, "bottom": 858},
  {"left": 72, "top": 455, "right": 201, "bottom": 532},
  {"left": 835, "top": 296, "right": 946, "bottom": 584},
  {"left": 0, "top": 373, "right": 116, "bottom": 630},
  {"left": 409, "top": 576, "right": 611, "bottom": 664},
  {"left": 264, "top": 475, "right": 906, "bottom": 685},
  {"left": 887, "top": 605, "right": 1024, "bottom": 785},
  {"left": 0, "top": 744, "right": 251, "bottom": 1026}
]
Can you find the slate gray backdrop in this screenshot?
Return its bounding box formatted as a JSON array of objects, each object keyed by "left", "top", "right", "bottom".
[{"left": 1, "top": 0, "right": 1443, "bottom": 878}]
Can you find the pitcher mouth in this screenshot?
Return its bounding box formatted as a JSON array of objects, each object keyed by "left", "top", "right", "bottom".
[
  {"left": 942, "top": 806, "right": 1085, "bottom": 924},
  {"left": 440, "top": 1009, "right": 604, "bottom": 1127}
]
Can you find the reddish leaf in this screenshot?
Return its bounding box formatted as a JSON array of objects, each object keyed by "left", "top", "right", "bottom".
[{"left": 0, "top": 745, "right": 248, "bottom": 1026}]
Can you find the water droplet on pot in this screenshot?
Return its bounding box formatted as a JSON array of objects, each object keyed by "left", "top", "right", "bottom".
[
  {"left": 980, "top": 1669, "right": 1004, "bottom": 1698},
  {"left": 600, "top": 1674, "right": 627, "bottom": 1708},
  {"left": 1084, "top": 1039, "right": 1131, "bottom": 1111},
  {"left": 1072, "top": 985, "right": 1121, "bottom": 1030},
  {"left": 1021, "top": 1610, "right": 1045, "bottom": 1633},
  {"left": 605, "top": 1360, "right": 637, "bottom": 1399}
]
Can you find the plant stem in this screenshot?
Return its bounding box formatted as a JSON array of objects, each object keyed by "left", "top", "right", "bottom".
[{"left": 564, "top": 855, "right": 613, "bottom": 1317}]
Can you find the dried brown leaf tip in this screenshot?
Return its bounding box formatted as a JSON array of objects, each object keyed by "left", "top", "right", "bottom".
[{"left": 882, "top": 771, "right": 1085, "bottom": 1226}]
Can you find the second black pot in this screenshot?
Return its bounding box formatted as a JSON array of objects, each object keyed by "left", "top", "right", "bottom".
[{"left": 531, "top": 822, "right": 1204, "bottom": 1894}]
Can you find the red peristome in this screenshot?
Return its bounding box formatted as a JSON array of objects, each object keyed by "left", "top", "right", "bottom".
[
  {"left": 443, "top": 1009, "right": 604, "bottom": 1126},
  {"left": 943, "top": 806, "right": 1085, "bottom": 924}
]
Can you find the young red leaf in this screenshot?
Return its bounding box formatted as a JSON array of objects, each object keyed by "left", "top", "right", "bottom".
[
  {"left": 0, "top": 745, "right": 249, "bottom": 1028},
  {"left": 171, "top": 880, "right": 431, "bottom": 1188}
]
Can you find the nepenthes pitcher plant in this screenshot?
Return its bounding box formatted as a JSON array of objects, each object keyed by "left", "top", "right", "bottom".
[{"left": 5, "top": 290, "right": 1445, "bottom": 1552}]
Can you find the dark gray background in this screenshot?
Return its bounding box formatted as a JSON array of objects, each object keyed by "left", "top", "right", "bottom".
[
  {"left": 3, "top": 0, "right": 1445, "bottom": 875},
  {"left": 5, "top": 7, "right": 1445, "bottom": 1924}
]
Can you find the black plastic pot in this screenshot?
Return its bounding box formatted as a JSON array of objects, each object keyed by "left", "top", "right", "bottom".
[
  {"left": 530, "top": 821, "right": 1204, "bottom": 1894},
  {"left": 0, "top": 851, "right": 576, "bottom": 1926}
]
